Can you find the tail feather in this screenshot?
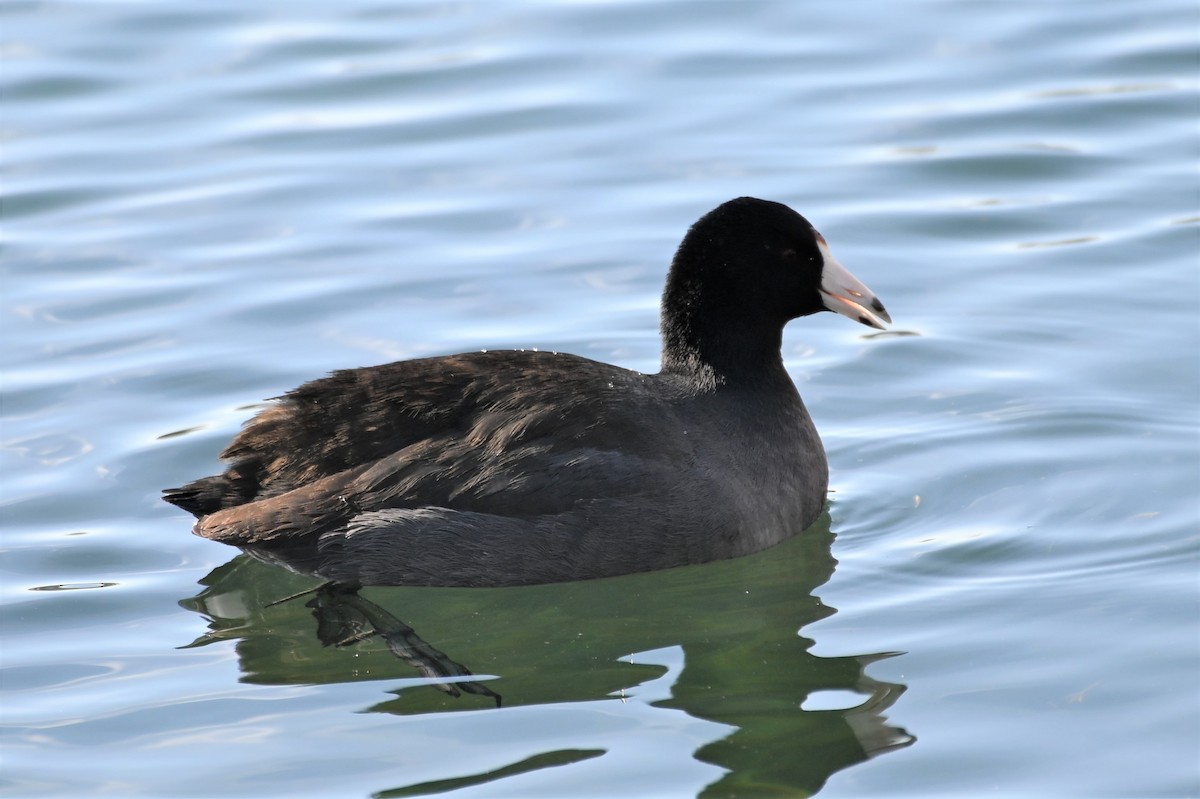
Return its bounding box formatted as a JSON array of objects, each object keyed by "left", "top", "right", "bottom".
[{"left": 162, "top": 473, "right": 256, "bottom": 518}]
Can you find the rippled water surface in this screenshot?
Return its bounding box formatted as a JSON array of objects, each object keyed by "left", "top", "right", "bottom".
[{"left": 4, "top": 1, "right": 1198, "bottom": 797}]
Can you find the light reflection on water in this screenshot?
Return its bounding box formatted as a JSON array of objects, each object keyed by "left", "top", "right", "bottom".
[{"left": 2, "top": 0, "right": 1197, "bottom": 796}]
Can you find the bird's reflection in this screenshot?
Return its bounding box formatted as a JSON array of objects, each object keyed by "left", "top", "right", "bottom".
[
  {"left": 180, "top": 519, "right": 913, "bottom": 795},
  {"left": 300, "top": 584, "right": 501, "bottom": 706}
]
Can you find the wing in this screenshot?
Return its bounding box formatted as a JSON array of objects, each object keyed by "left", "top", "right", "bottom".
[
  {"left": 167, "top": 350, "right": 696, "bottom": 537},
  {"left": 164, "top": 352, "right": 479, "bottom": 515}
]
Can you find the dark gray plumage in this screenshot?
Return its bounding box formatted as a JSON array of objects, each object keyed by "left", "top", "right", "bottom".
[{"left": 163, "top": 197, "right": 890, "bottom": 587}]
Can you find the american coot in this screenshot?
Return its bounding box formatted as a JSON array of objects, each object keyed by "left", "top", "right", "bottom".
[{"left": 164, "top": 197, "right": 890, "bottom": 588}]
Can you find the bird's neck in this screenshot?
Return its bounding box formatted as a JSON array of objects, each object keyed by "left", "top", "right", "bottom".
[{"left": 659, "top": 311, "right": 790, "bottom": 389}]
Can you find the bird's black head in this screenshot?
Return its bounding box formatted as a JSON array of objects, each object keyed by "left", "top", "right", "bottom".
[{"left": 660, "top": 197, "right": 890, "bottom": 381}]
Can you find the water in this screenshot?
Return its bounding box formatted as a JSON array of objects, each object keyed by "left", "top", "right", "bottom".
[{"left": 3, "top": 1, "right": 1198, "bottom": 796}]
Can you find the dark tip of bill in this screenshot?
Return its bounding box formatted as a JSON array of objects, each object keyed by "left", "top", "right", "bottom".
[{"left": 872, "top": 298, "right": 887, "bottom": 313}]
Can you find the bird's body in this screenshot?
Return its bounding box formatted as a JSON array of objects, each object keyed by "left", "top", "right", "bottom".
[{"left": 164, "top": 198, "right": 890, "bottom": 587}]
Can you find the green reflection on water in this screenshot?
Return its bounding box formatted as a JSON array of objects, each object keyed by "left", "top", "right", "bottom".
[{"left": 183, "top": 519, "right": 912, "bottom": 796}]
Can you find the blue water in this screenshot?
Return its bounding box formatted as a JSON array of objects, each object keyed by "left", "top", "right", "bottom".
[{"left": 3, "top": 1, "right": 1198, "bottom": 796}]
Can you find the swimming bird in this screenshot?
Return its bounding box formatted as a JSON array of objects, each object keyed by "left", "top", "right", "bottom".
[{"left": 163, "top": 197, "right": 890, "bottom": 587}]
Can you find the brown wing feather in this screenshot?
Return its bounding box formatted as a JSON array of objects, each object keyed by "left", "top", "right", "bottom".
[{"left": 163, "top": 350, "right": 667, "bottom": 518}]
